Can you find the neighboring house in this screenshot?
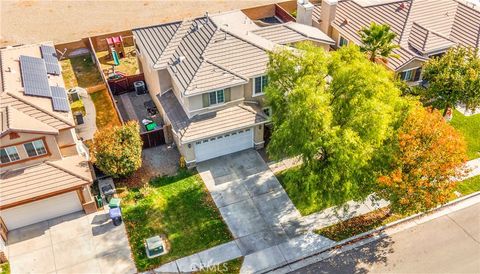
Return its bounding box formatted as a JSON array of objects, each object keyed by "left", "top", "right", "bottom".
[
  {"left": 0, "top": 43, "right": 95, "bottom": 236},
  {"left": 133, "top": 10, "right": 334, "bottom": 166},
  {"left": 304, "top": 0, "right": 480, "bottom": 85}
]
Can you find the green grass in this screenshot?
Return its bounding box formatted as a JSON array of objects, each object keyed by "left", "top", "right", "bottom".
[
  {"left": 456, "top": 175, "right": 480, "bottom": 196},
  {"left": 195, "top": 257, "right": 243, "bottom": 274},
  {"left": 70, "top": 98, "right": 85, "bottom": 115},
  {"left": 276, "top": 166, "right": 356, "bottom": 215},
  {"left": 449, "top": 109, "right": 480, "bottom": 160},
  {"left": 96, "top": 46, "right": 139, "bottom": 76},
  {"left": 0, "top": 262, "right": 10, "bottom": 274},
  {"left": 316, "top": 207, "right": 404, "bottom": 241},
  {"left": 60, "top": 55, "right": 104, "bottom": 89},
  {"left": 120, "top": 170, "right": 232, "bottom": 271},
  {"left": 89, "top": 88, "right": 121, "bottom": 130}
]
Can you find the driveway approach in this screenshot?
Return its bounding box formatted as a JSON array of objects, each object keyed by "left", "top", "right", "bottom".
[
  {"left": 197, "top": 150, "right": 304, "bottom": 254},
  {"left": 6, "top": 209, "right": 136, "bottom": 274}
]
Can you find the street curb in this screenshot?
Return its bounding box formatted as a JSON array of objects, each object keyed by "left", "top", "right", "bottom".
[{"left": 262, "top": 190, "right": 480, "bottom": 274}]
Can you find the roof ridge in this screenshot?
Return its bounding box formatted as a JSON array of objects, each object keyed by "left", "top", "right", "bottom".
[
  {"left": 220, "top": 27, "right": 271, "bottom": 53},
  {"left": 5, "top": 91, "right": 74, "bottom": 127},
  {"left": 0, "top": 105, "right": 58, "bottom": 137},
  {"left": 238, "top": 104, "right": 269, "bottom": 120},
  {"left": 45, "top": 159, "right": 92, "bottom": 183},
  {"left": 398, "top": 0, "right": 415, "bottom": 45},
  {"left": 205, "top": 59, "right": 249, "bottom": 82},
  {"left": 153, "top": 20, "right": 192, "bottom": 68}
]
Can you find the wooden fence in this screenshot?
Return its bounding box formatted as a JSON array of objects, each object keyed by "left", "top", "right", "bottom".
[
  {"left": 141, "top": 128, "right": 166, "bottom": 149},
  {"left": 107, "top": 74, "right": 145, "bottom": 95}
]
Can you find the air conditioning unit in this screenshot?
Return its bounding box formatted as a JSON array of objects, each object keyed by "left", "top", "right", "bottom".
[{"left": 134, "top": 81, "right": 147, "bottom": 95}]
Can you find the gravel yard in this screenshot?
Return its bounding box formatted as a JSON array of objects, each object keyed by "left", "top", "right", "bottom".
[{"left": 1, "top": 0, "right": 280, "bottom": 47}]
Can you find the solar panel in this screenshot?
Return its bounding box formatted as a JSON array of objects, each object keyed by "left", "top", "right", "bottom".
[
  {"left": 40, "top": 45, "right": 61, "bottom": 75},
  {"left": 19, "top": 55, "right": 52, "bottom": 98},
  {"left": 50, "top": 86, "right": 70, "bottom": 112}
]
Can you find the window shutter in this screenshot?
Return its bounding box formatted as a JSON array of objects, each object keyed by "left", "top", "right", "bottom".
[
  {"left": 224, "top": 88, "right": 231, "bottom": 102},
  {"left": 413, "top": 68, "right": 422, "bottom": 81},
  {"left": 202, "top": 93, "right": 210, "bottom": 107}
]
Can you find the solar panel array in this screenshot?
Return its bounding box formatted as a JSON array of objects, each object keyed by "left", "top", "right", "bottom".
[
  {"left": 50, "top": 86, "right": 70, "bottom": 112},
  {"left": 40, "top": 45, "right": 61, "bottom": 75},
  {"left": 19, "top": 55, "right": 52, "bottom": 98}
]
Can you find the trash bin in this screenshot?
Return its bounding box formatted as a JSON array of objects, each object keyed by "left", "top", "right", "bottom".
[
  {"left": 95, "top": 195, "right": 103, "bottom": 208},
  {"left": 109, "top": 207, "right": 122, "bottom": 226},
  {"left": 109, "top": 197, "right": 121, "bottom": 208}
]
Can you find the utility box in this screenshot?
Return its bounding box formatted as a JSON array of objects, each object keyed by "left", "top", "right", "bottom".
[{"left": 145, "top": 236, "right": 167, "bottom": 259}]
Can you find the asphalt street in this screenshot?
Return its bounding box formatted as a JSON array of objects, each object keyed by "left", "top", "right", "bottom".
[{"left": 291, "top": 202, "right": 480, "bottom": 274}]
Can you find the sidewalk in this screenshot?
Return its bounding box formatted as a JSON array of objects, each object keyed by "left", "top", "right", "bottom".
[{"left": 464, "top": 158, "right": 480, "bottom": 179}]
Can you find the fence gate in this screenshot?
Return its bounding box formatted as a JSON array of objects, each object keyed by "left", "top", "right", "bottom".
[{"left": 141, "top": 128, "right": 165, "bottom": 149}]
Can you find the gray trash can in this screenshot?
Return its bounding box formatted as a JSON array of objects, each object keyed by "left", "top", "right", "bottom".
[{"left": 109, "top": 207, "right": 122, "bottom": 226}]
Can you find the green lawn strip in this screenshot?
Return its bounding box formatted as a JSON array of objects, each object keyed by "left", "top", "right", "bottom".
[
  {"left": 60, "top": 55, "right": 104, "bottom": 89},
  {"left": 194, "top": 257, "right": 244, "bottom": 274},
  {"left": 120, "top": 169, "right": 232, "bottom": 271},
  {"left": 449, "top": 109, "right": 480, "bottom": 160},
  {"left": 0, "top": 262, "right": 10, "bottom": 274},
  {"left": 276, "top": 166, "right": 356, "bottom": 215},
  {"left": 456, "top": 175, "right": 480, "bottom": 196},
  {"left": 89, "top": 88, "right": 121, "bottom": 130},
  {"left": 315, "top": 207, "right": 405, "bottom": 241}
]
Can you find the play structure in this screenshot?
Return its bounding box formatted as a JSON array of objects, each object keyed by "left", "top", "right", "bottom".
[{"left": 106, "top": 36, "right": 125, "bottom": 59}]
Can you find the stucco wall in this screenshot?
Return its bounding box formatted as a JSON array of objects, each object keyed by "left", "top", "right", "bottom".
[
  {"left": 139, "top": 53, "right": 161, "bottom": 95},
  {"left": 244, "top": 79, "right": 266, "bottom": 105},
  {"left": 187, "top": 84, "right": 245, "bottom": 113},
  {"left": 254, "top": 124, "right": 264, "bottom": 148},
  {"left": 0, "top": 133, "right": 62, "bottom": 171},
  {"left": 56, "top": 128, "right": 77, "bottom": 148}
]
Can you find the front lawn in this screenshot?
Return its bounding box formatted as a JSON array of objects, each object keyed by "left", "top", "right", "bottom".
[
  {"left": 120, "top": 170, "right": 232, "bottom": 271},
  {"left": 60, "top": 55, "right": 104, "bottom": 89},
  {"left": 449, "top": 110, "right": 480, "bottom": 160},
  {"left": 276, "top": 166, "right": 359, "bottom": 215},
  {"left": 90, "top": 88, "right": 121, "bottom": 130},
  {"left": 456, "top": 175, "right": 480, "bottom": 196}
]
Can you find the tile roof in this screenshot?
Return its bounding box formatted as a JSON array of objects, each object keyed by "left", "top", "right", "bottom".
[
  {"left": 0, "top": 106, "right": 58, "bottom": 137},
  {"left": 158, "top": 90, "right": 267, "bottom": 143},
  {"left": 329, "top": 0, "right": 480, "bottom": 70},
  {"left": 251, "top": 22, "right": 335, "bottom": 45},
  {"left": 0, "top": 155, "right": 92, "bottom": 208}
]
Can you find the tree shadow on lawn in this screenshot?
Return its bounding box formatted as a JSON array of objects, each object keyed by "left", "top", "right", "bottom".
[
  {"left": 122, "top": 171, "right": 232, "bottom": 271},
  {"left": 293, "top": 235, "right": 395, "bottom": 274}
]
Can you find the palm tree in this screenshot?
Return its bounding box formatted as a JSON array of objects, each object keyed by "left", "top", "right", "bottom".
[{"left": 359, "top": 22, "right": 400, "bottom": 62}]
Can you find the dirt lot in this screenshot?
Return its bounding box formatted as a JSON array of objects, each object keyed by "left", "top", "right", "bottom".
[{"left": 0, "top": 0, "right": 280, "bottom": 47}]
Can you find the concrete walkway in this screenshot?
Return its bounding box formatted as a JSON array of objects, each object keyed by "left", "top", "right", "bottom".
[
  {"left": 465, "top": 158, "right": 480, "bottom": 179},
  {"left": 74, "top": 87, "right": 97, "bottom": 140}
]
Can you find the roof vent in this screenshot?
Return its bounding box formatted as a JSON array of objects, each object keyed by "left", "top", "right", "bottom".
[
  {"left": 343, "top": 18, "right": 349, "bottom": 25},
  {"left": 178, "top": 56, "right": 186, "bottom": 63},
  {"left": 399, "top": 2, "right": 406, "bottom": 10}
]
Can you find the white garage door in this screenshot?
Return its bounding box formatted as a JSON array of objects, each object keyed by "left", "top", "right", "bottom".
[
  {"left": 194, "top": 128, "right": 254, "bottom": 162},
  {"left": 1, "top": 191, "right": 82, "bottom": 230}
]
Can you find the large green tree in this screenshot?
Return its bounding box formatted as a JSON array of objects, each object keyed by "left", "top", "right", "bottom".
[
  {"left": 359, "top": 22, "right": 399, "bottom": 62},
  {"left": 266, "top": 43, "right": 408, "bottom": 204},
  {"left": 422, "top": 46, "right": 480, "bottom": 116},
  {"left": 91, "top": 121, "right": 143, "bottom": 178}
]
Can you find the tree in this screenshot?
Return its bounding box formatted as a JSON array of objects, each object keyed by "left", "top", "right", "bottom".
[
  {"left": 359, "top": 22, "right": 399, "bottom": 62},
  {"left": 422, "top": 46, "right": 480, "bottom": 116},
  {"left": 90, "top": 121, "right": 143, "bottom": 178},
  {"left": 378, "top": 106, "right": 467, "bottom": 214},
  {"left": 266, "top": 43, "right": 408, "bottom": 204}
]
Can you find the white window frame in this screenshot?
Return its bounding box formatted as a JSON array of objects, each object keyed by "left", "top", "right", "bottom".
[
  {"left": 0, "top": 146, "right": 21, "bottom": 164},
  {"left": 253, "top": 75, "right": 268, "bottom": 97},
  {"left": 209, "top": 89, "right": 225, "bottom": 105},
  {"left": 338, "top": 36, "right": 349, "bottom": 47},
  {"left": 23, "top": 139, "right": 47, "bottom": 158}
]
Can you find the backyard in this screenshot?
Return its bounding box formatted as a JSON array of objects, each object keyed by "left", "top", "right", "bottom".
[
  {"left": 449, "top": 109, "right": 480, "bottom": 160},
  {"left": 118, "top": 169, "right": 233, "bottom": 271},
  {"left": 90, "top": 88, "right": 122, "bottom": 130},
  {"left": 60, "top": 55, "right": 104, "bottom": 89},
  {"left": 96, "top": 45, "right": 139, "bottom": 76}
]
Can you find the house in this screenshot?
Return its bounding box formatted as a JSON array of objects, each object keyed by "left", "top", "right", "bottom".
[
  {"left": 133, "top": 10, "right": 334, "bottom": 166},
  {"left": 0, "top": 43, "right": 95, "bottom": 236},
  {"left": 302, "top": 0, "right": 480, "bottom": 85}
]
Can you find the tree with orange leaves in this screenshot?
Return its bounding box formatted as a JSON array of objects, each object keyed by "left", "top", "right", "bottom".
[{"left": 378, "top": 106, "right": 468, "bottom": 214}]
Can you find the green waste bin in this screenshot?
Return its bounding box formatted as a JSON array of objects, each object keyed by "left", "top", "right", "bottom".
[
  {"left": 109, "top": 197, "right": 121, "bottom": 208},
  {"left": 95, "top": 195, "right": 103, "bottom": 208},
  {"left": 145, "top": 122, "right": 157, "bottom": 131}
]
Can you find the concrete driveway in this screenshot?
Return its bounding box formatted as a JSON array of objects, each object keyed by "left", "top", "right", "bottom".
[
  {"left": 197, "top": 149, "right": 302, "bottom": 255},
  {"left": 6, "top": 209, "right": 136, "bottom": 274}
]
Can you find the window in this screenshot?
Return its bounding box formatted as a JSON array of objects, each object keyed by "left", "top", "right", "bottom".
[
  {"left": 23, "top": 139, "right": 47, "bottom": 158},
  {"left": 0, "top": 146, "right": 20, "bottom": 164},
  {"left": 253, "top": 75, "right": 268, "bottom": 96},
  {"left": 209, "top": 89, "right": 225, "bottom": 105},
  {"left": 339, "top": 36, "right": 348, "bottom": 47},
  {"left": 400, "top": 68, "right": 422, "bottom": 82}
]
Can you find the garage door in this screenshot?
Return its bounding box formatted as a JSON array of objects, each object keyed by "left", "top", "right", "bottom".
[
  {"left": 1, "top": 191, "right": 82, "bottom": 230},
  {"left": 194, "top": 128, "right": 253, "bottom": 162}
]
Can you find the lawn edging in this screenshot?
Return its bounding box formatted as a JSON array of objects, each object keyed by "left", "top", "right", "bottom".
[{"left": 263, "top": 190, "right": 480, "bottom": 274}]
